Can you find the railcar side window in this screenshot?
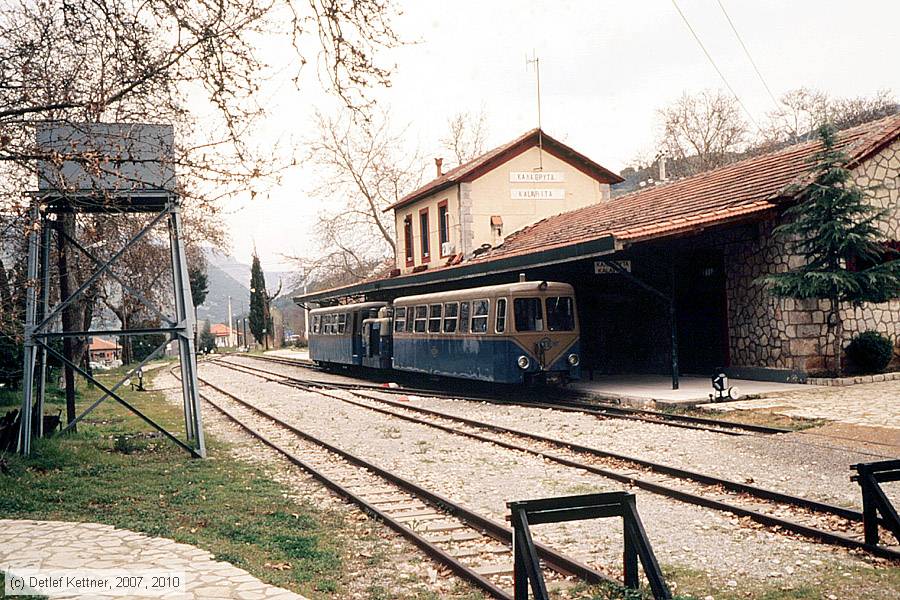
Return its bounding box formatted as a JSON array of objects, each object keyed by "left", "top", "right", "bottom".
[
  {"left": 337, "top": 313, "right": 347, "bottom": 334},
  {"left": 547, "top": 297, "right": 576, "bottom": 331},
  {"left": 312, "top": 315, "right": 319, "bottom": 334},
  {"left": 406, "top": 308, "right": 415, "bottom": 333},
  {"left": 443, "top": 302, "right": 458, "bottom": 333},
  {"left": 394, "top": 307, "right": 407, "bottom": 333},
  {"left": 459, "top": 302, "right": 470, "bottom": 333},
  {"left": 514, "top": 297, "right": 544, "bottom": 332},
  {"left": 471, "top": 299, "right": 489, "bottom": 333},
  {"left": 322, "top": 314, "right": 330, "bottom": 334},
  {"left": 495, "top": 298, "right": 507, "bottom": 333},
  {"left": 414, "top": 305, "right": 427, "bottom": 333},
  {"left": 428, "top": 303, "right": 442, "bottom": 333}
]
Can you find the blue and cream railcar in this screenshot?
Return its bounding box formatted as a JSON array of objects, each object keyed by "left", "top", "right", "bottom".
[
  {"left": 391, "top": 281, "right": 580, "bottom": 384},
  {"left": 309, "top": 302, "right": 389, "bottom": 368}
]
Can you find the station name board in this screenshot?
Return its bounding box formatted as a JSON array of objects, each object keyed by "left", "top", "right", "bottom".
[
  {"left": 594, "top": 260, "right": 631, "bottom": 274},
  {"left": 510, "top": 189, "right": 565, "bottom": 200},
  {"left": 509, "top": 171, "right": 565, "bottom": 183}
]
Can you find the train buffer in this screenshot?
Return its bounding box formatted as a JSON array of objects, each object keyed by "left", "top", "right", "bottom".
[
  {"left": 508, "top": 491, "right": 672, "bottom": 600},
  {"left": 852, "top": 459, "right": 900, "bottom": 546}
]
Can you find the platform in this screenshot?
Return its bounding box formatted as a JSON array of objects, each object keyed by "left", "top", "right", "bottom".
[{"left": 569, "top": 374, "right": 816, "bottom": 407}]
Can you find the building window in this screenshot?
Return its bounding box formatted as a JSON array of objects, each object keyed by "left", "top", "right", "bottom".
[
  {"left": 438, "top": 200, "right": 449, "bottom": 255},
  {"left": 419, "top": 208, "right": 430, "bottom": 262},
  {"left": 847, "top": 241, "right": 900, "bottom": 273},
  {"left": 404, "top": 215, "right": 414, "bottom": 266},
  {"left": 495, "top": 298, "right": 507, "bottom": 333}
]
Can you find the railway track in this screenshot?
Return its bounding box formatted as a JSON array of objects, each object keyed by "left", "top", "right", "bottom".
[
  {"left": 172, "top": 366, "right": 613, "bottom": 600},
  {"left": 209, "top": 356, "right": 900, "bottom": 562},
  {"left": 237, "top": 353, "right": 788, "bottom": 436}
]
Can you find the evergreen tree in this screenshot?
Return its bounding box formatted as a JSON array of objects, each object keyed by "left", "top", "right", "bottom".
[
  {"left": 189, "top": 262, "right": 209, "bottom": 309},
  {"left": 248, "top": 253, "right": 270, "bottom": 346},
  {"left": 198, "top": 321, "right": 216, "bottom": 353},
  {"left": 762, "top": 124, "right": 900, "bottom": 374}
]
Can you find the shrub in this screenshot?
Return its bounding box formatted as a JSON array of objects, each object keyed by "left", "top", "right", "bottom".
[{"left": 845, "top": 331, "right": 894, "bottom": 374}]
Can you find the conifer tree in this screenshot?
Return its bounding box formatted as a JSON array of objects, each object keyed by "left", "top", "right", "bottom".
[
  {"left": 762, "top": 124, "right": 900, "bottom": 374},
  {"left": 248, "top": 253, "right": 269, "bottom": 346}
]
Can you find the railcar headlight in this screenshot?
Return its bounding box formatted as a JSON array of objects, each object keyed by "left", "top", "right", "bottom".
[
  {"left": 517, "top": 355, "right": 530, "bottom": 370},
  {"left": 567, "top": 353, "right": 580, "bottom": 366}
]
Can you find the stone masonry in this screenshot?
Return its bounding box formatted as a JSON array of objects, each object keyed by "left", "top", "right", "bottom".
[{"left": 724, "top": 138, "right": 900, "bottom": 375}]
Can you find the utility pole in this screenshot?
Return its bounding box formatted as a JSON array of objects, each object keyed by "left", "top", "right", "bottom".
[
  {"left": 302, "top": 267, "right": 310, "bottom": 343},
  {"left": 227, "top": 295, "right": 235, "bottom": 347},
  {"left": 526, "top": 50, "right": 543, "bottom": 170}
]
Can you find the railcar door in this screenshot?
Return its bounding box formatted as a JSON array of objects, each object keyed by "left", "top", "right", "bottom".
[{"left": 351, "top": 310, "right": 362, "bottom": 363}]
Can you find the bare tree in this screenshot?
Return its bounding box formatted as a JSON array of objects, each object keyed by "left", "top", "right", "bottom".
[
  {"left": 441, "top": 109, "right": 489, "bottom": 166},
  {"left": 759, "top": 88, "right": 898, "bottom": 150},
  {"left": 657, "top": 90, "right": 748, "bottom": 177},
  {"left": 0, "top": 0, "right": 402, "bottom": 402},
  {"left": 304, "top": 109, "right": 421, "bottom": 279}
]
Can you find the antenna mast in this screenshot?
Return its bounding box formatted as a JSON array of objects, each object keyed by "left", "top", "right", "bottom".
[{"left": 526, "top": 50, "right": 543, "bottom": 170}]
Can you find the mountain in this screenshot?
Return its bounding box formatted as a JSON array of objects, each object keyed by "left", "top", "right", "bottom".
[{"left": 197, "top": 250, "right": 296, "bottom": 325}]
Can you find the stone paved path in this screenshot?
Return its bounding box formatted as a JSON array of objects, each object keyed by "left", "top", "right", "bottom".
[
  {"left": 711, "top": 378, "right": 900, "bottom": 429},
  {"left": 0, "top": 520, "right": 308, "bottom": 599}
]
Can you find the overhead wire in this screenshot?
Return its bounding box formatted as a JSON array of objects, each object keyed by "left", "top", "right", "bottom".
[
  {"left": 715, "top": 0, "right": 783, "bottom": 115},
  {"left": 669, "top": 0, "right": 762, "bottom": 131}
]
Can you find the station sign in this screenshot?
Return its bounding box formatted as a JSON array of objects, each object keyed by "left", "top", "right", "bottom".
[
  {"left": 510, "top": 188, "right": 565, "bottom": 200},
  {"left": 509, "top": 171, "right": 565, "bottom": 183},
  {"left": 594, "top": 260, "right": 631, "bottom": 274}
]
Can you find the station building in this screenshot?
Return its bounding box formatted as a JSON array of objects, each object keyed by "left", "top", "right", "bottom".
[{"left": 297, "top": 115, "right": 900, "bottom": 381}]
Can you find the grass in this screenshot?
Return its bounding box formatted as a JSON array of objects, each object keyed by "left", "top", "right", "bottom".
[{"left": 0, "top": 368, "right": 343, "bottom": 598}]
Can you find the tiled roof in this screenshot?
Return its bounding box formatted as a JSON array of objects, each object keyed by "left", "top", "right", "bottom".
[
  {"left": 479, "top": 114, "right": 900, "bottom": 261},
  {"left": 210, "top": 323, "right": 232, "bottom": 336},
  {"left": 385, "top": 128, "right": 623, "bottom": 212},
  {"left": 89, "top": 337, "right": 118, "bottom": 350}
]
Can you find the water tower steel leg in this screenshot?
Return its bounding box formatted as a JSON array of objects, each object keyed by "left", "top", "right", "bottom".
[
  {"left": 168, "top": 203, "right": 205, "bottom": 457},
  {"left": 17, "top": 204, "right": 40, "bottom": 455},
  {"left": 168, "top": 208, "right": 194, "bottom": 441}
]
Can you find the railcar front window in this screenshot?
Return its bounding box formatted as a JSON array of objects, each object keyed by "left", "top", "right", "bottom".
[
  {"left": 471, "top": 299, "right": 489, "bottom": 333},
  {"left": 394, "top": 307, "right": 407, "bottom": 333},
  {"left": 312, "top": 316, "right": 319, "bottom": 334},
  {"left": 459, "top": 302, "right": 470, "bottom": 333},
  {"left": 428, "top": 303, "right": 442, "bottom": 333},
  {"left": 547, "top": 296, "right": 575, "bottom": 331},
  {"left": 414, "top": 306, "right": 427, "bottom": 333},
  {"left": 514, "top": 297, "right": 544, "bottom": 332},
  {"left": 443, "top": 302, "right": 458, "bottom": 333},
  {"left": 495, "top": 298, "right": 507, "bottom": 333}
]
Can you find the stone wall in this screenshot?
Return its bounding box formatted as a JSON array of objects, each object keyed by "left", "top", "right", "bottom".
[{"left": 724, "top": 138, "right": 900, "bottom": 375}]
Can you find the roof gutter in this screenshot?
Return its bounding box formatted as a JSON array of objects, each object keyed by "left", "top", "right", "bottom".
[{"left": 294, "top": 234, "right": 617, "bottom": 305}]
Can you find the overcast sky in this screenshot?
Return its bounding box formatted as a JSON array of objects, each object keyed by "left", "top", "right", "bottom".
[{"left": 223, "top": 0, "right": 900, "bottom": 273}]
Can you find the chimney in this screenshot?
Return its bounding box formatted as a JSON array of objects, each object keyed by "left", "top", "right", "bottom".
[
  {"left": 657, "top": 152, "right": 667, "bottom": 181},
  {"left": 435, "top": 157, "right": 443, "bottom": 178}
]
